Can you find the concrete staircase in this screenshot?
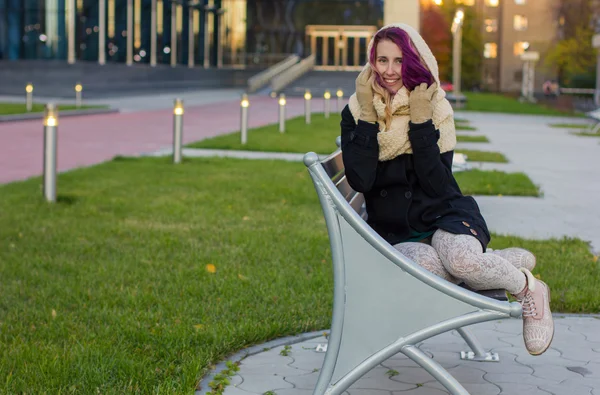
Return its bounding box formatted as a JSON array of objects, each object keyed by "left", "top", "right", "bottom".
[{"left": 279, "top": 70, "right": 357, "bottom": 98}]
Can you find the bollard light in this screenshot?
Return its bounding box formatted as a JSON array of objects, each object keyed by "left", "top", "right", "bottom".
[
  {"left": 240, "top": 93, "right": 249, "bottom": 145},
  {"left": 278, "top": 93, "right": 286, "bottom": 133},
  {"left": 173, "top": 98, "right": 184, "bottom": 164},
  {"left": 75, "top": 83, "right": 83, "bottom": 108},
  {"left": 304, "top": 89, "right": 312, "bottom": 125},
  {"left": 26, "top": 83, "right": 33, "bottom": 112},
  {"left": 43, "top": 103, "right": 58, "bottom": 202},
  {"left": 324, "top": 90, "right": 331, "bottom": 119},
  {"left": 336, "top": 89, "right": 344, "bottom": 111}
]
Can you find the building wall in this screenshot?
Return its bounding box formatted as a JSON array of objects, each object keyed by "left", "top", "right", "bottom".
[
  {"left": 384, "top": 0, "right": 420, "bottom": 31},
  {"left": 497, "top": 0, "right": 558, "bottom": 92}
]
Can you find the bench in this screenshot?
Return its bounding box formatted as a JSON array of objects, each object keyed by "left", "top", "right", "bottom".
[
  {"left": 586, "top": 108, "right": 600, "bottom": 134},
  {"left": 303, "top": 140, "right": 522, "bottom": 395}
]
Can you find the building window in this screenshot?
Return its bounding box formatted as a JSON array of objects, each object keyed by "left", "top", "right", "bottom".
[
  {"left": 484, "top": 43, "right": 497, "bottom": 58},
  {"left": 514, "top": 41, "right": 530, "bottom": 56},
  {"left": 515, "top": 0, "right": 526, "bottom": 4},
  {"left": 485, "top": 19, "right": 498, "bottom": 33},
  {"left": 514, "top": 70, "right": 523, "bottom": 82},
  {"left": 514, "top": 15, "right": 528, "bottom": 31},
  {"left": 486, "top": 0, "right": 499, "bottom": 7},
  {"left": 457, "top": 0, "right": 475, "bottom": 5}
]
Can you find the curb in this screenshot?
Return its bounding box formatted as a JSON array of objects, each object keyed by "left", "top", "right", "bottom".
[
  {"left": 195, "top": 330, "right": 328, "bottom": 395},
  {"left": 0, "top": 107, "right": 119, "bottom": 123}
]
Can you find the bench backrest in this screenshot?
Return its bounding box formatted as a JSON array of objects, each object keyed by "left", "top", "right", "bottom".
[{"left": 320, "top": 148, "right": 367, "bottom": 220}]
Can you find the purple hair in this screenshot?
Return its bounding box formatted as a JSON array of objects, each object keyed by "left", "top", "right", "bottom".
[{"left": 369, "top": 27, "right": 434, "bottom": 92}]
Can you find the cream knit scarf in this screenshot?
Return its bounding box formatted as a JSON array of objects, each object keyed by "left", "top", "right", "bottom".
[{"left": 347, "top": 22, "right": 456, "bottom": 162}]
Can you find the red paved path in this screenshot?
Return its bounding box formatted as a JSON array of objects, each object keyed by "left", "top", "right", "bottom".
[{"left": 0, "top": 97, "right": 336, "bottom": 184}]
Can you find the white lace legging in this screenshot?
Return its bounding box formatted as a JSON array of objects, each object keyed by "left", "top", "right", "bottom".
[{"left": 394, "top": 229, "right": 530, "bottom": 295}]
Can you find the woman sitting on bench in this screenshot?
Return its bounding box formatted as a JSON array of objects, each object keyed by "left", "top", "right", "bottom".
[{"left": 340, "top": 23, "right": 554, "bottom": 356}]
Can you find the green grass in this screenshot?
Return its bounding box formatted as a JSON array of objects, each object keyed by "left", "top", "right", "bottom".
[
  {"left": 572, "top": 131, "right": 600, "bottom": 137},
  {"left": 456, "top": 124, "right": 477, "bottom": 131},
  {"left": 0, "top": 157, "right": 595, "bottom": 393},
  {"left": 0, "top": 103, "right": 106, "bottom": 115},
  {"left": 548, "top": 123, "right": 591, "bottom": 129},
  {"left": 456, "top": 149, "right": 508, "bottom": 163},
  {"left": 455, "top": 169, "right": 539, "bottom": 196},
  {"left": 188, "top": 113, "right": 341, "bottom": 154},
  {"left": 457, "top": 135, "right": 489, "bottom": 143},
  {"left": 463, "top": 92, "right": 581, "bottom": 117}
]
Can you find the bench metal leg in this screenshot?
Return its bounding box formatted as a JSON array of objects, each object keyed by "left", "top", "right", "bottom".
[
  {"left": 456, "top": 327, "right": 499, "bottom": 362},
  {"left": 591, "top": 122, "right": 600, "bottom": 134},
  {"left": 402, "top": 345, "right": 470, "bottom": 395}
]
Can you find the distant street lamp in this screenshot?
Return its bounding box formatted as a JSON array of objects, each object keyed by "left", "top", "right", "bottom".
[
  {"left": 278, "top": 94, "right": 286, "bottom": 133},
  {"left": 593, "top": 34, "right": 600, "bottom": 106},
  {"left": 324, "top": 90, "right": 331, "bottom": 119},
  {"left": 240, "top": 94, "right": 249, "bottom": 144},
  {"left": 520, "top": 51, "right": 539, "bottom": 103},
  {"left": 25, "top": 84, "right": 33, "bottom": 112},
  {"left": 451, "top": 8, "right": 465, "bottom": 108},
  {"left": 75, "top": 83, "right": 83, "bottom": 108},
  {"left": 304, "top": 89, "right": 312, "bottom": 124}
]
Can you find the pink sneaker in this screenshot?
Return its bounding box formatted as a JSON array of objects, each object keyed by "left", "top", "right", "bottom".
[{"left": 513, "top": 268, "right": 554, "bottom": 355}]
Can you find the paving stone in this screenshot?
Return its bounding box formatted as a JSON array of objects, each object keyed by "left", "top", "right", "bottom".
[
  {"left": 236, "top": 362, "right": 314, "bottom": 377},
  {"left": 443, "top": 365, "right": 488, "bottom": 384},
  {"left": 346, "top": 389, "right": 394, "bottom": 395},
  {"left": 391, "top": 385, "right": 449, "bottom": 394},
  {"left": 283, "top": 372, "right": 319, "bottom": 390},
  {"left": 527, "top": 363, "right": 585, "bottom": 381},
  {"left": 538, "top": 382, "right": 594, "bottom": 395},
  {"left": 235, "top": 373, "right": 293, "bottom": 393},
  {"left": 351, "top": 376, "right": 416, "bottom": 391},
  {"left": 229, "top": 374, "right": 243, "bottom": 387},
  {"left": 550, "top": 345, "right": 600, "bottom": 363},
  {"left": 424, "top": 381, "right": 501, "bottom": 395},
  {"left": 485, "top": 372, "right": 560, "bottom": 386},
  {"left": 222, "top": 386, "right": 257, "bottom": 395},
  {"left": 495, "top": 383, "right": 551, "bottom": 394}
]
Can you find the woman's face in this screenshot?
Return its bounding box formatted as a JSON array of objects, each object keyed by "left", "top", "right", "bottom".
[{"left": 374, "top": 39, "right": 403, "bottom": 93}]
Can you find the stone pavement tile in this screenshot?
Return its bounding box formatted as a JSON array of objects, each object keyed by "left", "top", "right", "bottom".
[
  {"left": 235, "top": 362, "right": 314, "bottom": 377},
  {"left": 494, "top": 383, "right": 553, "bottom": 394},
  {"left": 229, "top": 374, "right": 243, "bottom": 387},
  {"left": 491, "top": 320, "right": 523, "bottom": 336},
  {"left": 387, "top": 366, "right": 446, "bottom": 386},
  {"left": 352, "top": 376, "right": 418, "bottom": 391},
  {"left": 220, "top": 386, "right": 257, "bottom": 395},
  {"left": 283, "top": 371, "right": 319, "bottom": 390},
  {"left": 275, "top": 389, "right": 351, "bottom": 395},
  {"left": 527, "top": 363, "right": 585, "bottom": 381},
  {"left": 235, "top": 373, "right": 293, "bottom": 393},
  {"left": 551, "top": 344, "right": 600, "bottom": 363},
  {"left": 485, "top": 372, "right": 560, "bottom": 387},
  {"left": 391, "top": 385, "right": 449, "bottom": 394},
  {"left": 538, "top": 382, "right": 595, "bottom": 395},
  {"left": 347, "top": 389, "right": 395, "bottom": 395},
  {"left": 514, "top": 348, "right": 588, "bottom": 367},
  {"left": 426, "top": 381, "right": 501, "bottom": 395}
]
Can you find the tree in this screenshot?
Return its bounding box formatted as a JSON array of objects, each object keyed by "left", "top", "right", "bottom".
[
  {"left": 420, "top": 3, "right": 452, "bottom": 81},
  {"left": 544, "top": 0, "right": 598, "bottom": 87},
  {"left": 421, "top": 0, "right": 483, "bottom": 90}
]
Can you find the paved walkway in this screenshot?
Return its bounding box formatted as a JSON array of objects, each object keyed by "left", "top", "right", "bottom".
[
  {"left": 198, "top": 315, "right": 600, "bottom": 395},
  {"left": 0, "top": 94, "right": 335, "bottom": 184}
]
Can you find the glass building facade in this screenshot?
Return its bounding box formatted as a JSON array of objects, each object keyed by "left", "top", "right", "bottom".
[{"left": 0, "top": 0, "right": 383, "bottom": 66}]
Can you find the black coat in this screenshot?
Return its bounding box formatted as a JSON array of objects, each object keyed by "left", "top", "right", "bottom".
[{"left": 340, "top": 105, "right": 491, "bottom": 250}]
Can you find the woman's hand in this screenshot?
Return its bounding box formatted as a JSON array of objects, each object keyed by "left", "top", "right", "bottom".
[
  {"left": 409, "top": 82, "right": 437, "bottom": 124},
  {"left": 355, "top": 66, "right": 378, "bottom": 122}
]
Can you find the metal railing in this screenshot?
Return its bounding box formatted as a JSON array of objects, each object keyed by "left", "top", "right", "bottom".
[
  {"left": 246, "top": 55, "right": 300, "bottom": 93},
  {"left": 270, "top": 55, "right": 316, "bottom": 93}
]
